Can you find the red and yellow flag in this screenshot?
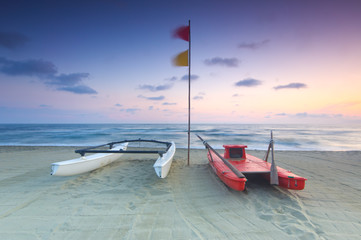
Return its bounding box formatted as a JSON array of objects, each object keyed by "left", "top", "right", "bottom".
[{"left": 173, "top": 50, "right": 188, "bottom": 66}]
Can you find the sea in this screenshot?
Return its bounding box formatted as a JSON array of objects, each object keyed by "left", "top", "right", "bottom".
[{"left": 0, "top": 123, "right": 360, "bottom": 151}]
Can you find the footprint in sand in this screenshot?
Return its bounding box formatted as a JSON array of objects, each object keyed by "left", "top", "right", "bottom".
[
  {"left": 249, "top": 187, "right": 322, "bottom": 238},
  {"left": 127, "top": 202, "right": 137, "bottom": 211}
]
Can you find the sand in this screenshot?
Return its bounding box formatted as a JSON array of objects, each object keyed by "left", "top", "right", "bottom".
[{"left": 0, "top": 146, "right": 360, "bottom": 239}]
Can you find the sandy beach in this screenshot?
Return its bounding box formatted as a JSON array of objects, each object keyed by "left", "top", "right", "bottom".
[{"left": 0, "top": 146, "right": 360, "bottom": 239}]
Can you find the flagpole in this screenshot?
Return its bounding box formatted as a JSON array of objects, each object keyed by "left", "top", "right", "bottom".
[{"left": 187, "top": 19, "right": 191, "bottom": 166}]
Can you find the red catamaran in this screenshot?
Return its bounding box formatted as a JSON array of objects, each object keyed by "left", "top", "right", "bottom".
[{"left": 197, "top": 132, "right": 306, "bottom": 191}]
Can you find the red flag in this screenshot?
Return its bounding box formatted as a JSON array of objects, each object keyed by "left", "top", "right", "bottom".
[{"left": 173, "top": 26, "right": 189, "bottom": 41}]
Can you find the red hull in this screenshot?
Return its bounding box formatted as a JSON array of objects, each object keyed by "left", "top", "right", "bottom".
[
  {"left": 208, "top": 158, "right": 247, "bottom": 191},
  {"left": 207, "top": 147, "right": 306, "bottom": 191},
  {"left": 276, "top": 172, "right": 306, "bottom": 190}
]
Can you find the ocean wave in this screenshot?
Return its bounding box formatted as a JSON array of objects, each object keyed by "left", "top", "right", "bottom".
[{"left": 1, "top": 123, "right": 361, "bottom": 151}]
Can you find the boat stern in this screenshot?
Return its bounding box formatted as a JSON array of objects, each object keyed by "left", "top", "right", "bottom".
[
  {"left": 277, "top": 170, "right": 307, "bottom": 190},
  {"left": 153, "top": 141, "right": 176, "bottom": 178},
  {"left": 50, "top": 164, "right": 58, "bottom": 175}
]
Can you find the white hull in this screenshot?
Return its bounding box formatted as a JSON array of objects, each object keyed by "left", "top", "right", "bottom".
[
  {"left": 51, "top": 143, "right": 128, "bottom": 176},
  {"left": 153, "top": 141, "right": 176, "bottom": 178}
]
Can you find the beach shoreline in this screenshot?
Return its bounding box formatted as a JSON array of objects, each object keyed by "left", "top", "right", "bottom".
[{"left": 1, "top": 146, "right": 360, "bottom": 239}]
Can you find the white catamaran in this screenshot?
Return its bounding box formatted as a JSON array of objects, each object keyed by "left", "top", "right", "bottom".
[{"left": 51, "top": 139, "right": 176, "bottom": 178}]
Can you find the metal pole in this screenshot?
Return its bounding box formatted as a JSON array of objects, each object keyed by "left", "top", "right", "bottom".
[
  {"left": 270, "top": 131, "right": 279, "bottom": 185},
  {"left": 187, "top": 19, "right": 191, "bottom": 166},
  {"left": 264, "top": 141, "right": 271, "bottom": 162}
]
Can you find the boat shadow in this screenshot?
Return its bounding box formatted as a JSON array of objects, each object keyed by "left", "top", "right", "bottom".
[{"left": 243, "top": 174, "right": 272, "bottom": 189}]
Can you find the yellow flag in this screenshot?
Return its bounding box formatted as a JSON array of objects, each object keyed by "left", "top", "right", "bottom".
[{"left": 173, "top": 50, "right": 188, "bottom": 66}]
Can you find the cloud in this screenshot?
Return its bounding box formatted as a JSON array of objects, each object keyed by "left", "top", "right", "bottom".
[
  {"left": 57, "top": 85, "right": 98, "bottom": 94},
  {"left": 274, "top": 112, "right": 343, "bottom": 119},
  {"left": 166, "top": 75, "right": 199, "bottom": 82},
  {"left": 120, "top": 108, "right": 141, "bottom": 114},
  {"left": 166, "top": 76, "right": 178, "bottom": 81},
  {"left": 162, "top": 102, "right": 177, "bottom": 105},
  {"left": 0, "top": 57, "right": 97, "bottom": 95},
  {"left": 147, "top": 96, "right": 165, "bottom": 101},
  {"left": 0, "top": 32, "right": 29, "bottom": 49},
  {"left": 238, "top": 39, "right": 270, "bottom": 50},
  {"left": 47, "top": 73, "right": 89, "bottom": 86},
  {"left": 193, "top": 96, "right": 203, "bottom": 100},
  {"left": 235, "top": 78, "right": 262, "bottom": 87},
  {"left": 138, "top": 83, "right": 173, "bottom": 92},
  {"left": 295, "top": 112, "right": 308, "bottom": 117},
  {"left": 181, "top": 74, "right": 199, "bottom": 81},
  {"left": 193, "top": 92, "right": 205, "bottom": 100},
  {"left": 138, "top": 95, "right": 165, "bottom": 101},
  {"left": 294, "top": 112, "right": 343, "bottom": 118},
  {"left": 115, "top": 103, "right": 122, "bottom": 107},
  {"left": 204, "top": 57, "right": 239, "bottom": 67},
  {"left": 0, "top": 57, "right": 57, "bottom": 77},
  {"left": 274, "top": 82, "right": 307, "bottom": 90}
]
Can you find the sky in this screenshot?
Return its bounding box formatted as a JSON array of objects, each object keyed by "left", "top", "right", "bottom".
[{"left": 1, "top": 0, "right": 361, "bottom": 124}]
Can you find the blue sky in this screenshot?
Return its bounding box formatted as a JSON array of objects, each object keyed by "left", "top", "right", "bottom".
[{"left": 1, "top": 0, "right": 361, "bottom": 124}]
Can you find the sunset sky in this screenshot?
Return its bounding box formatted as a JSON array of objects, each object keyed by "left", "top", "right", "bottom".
[{"left": 1, "top": 0, "right": 361, "bottom": 124}]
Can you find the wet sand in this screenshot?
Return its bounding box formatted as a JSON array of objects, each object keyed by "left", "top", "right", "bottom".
[{"left": 0, "top": 146, "right": 360, "bottom": 239}]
